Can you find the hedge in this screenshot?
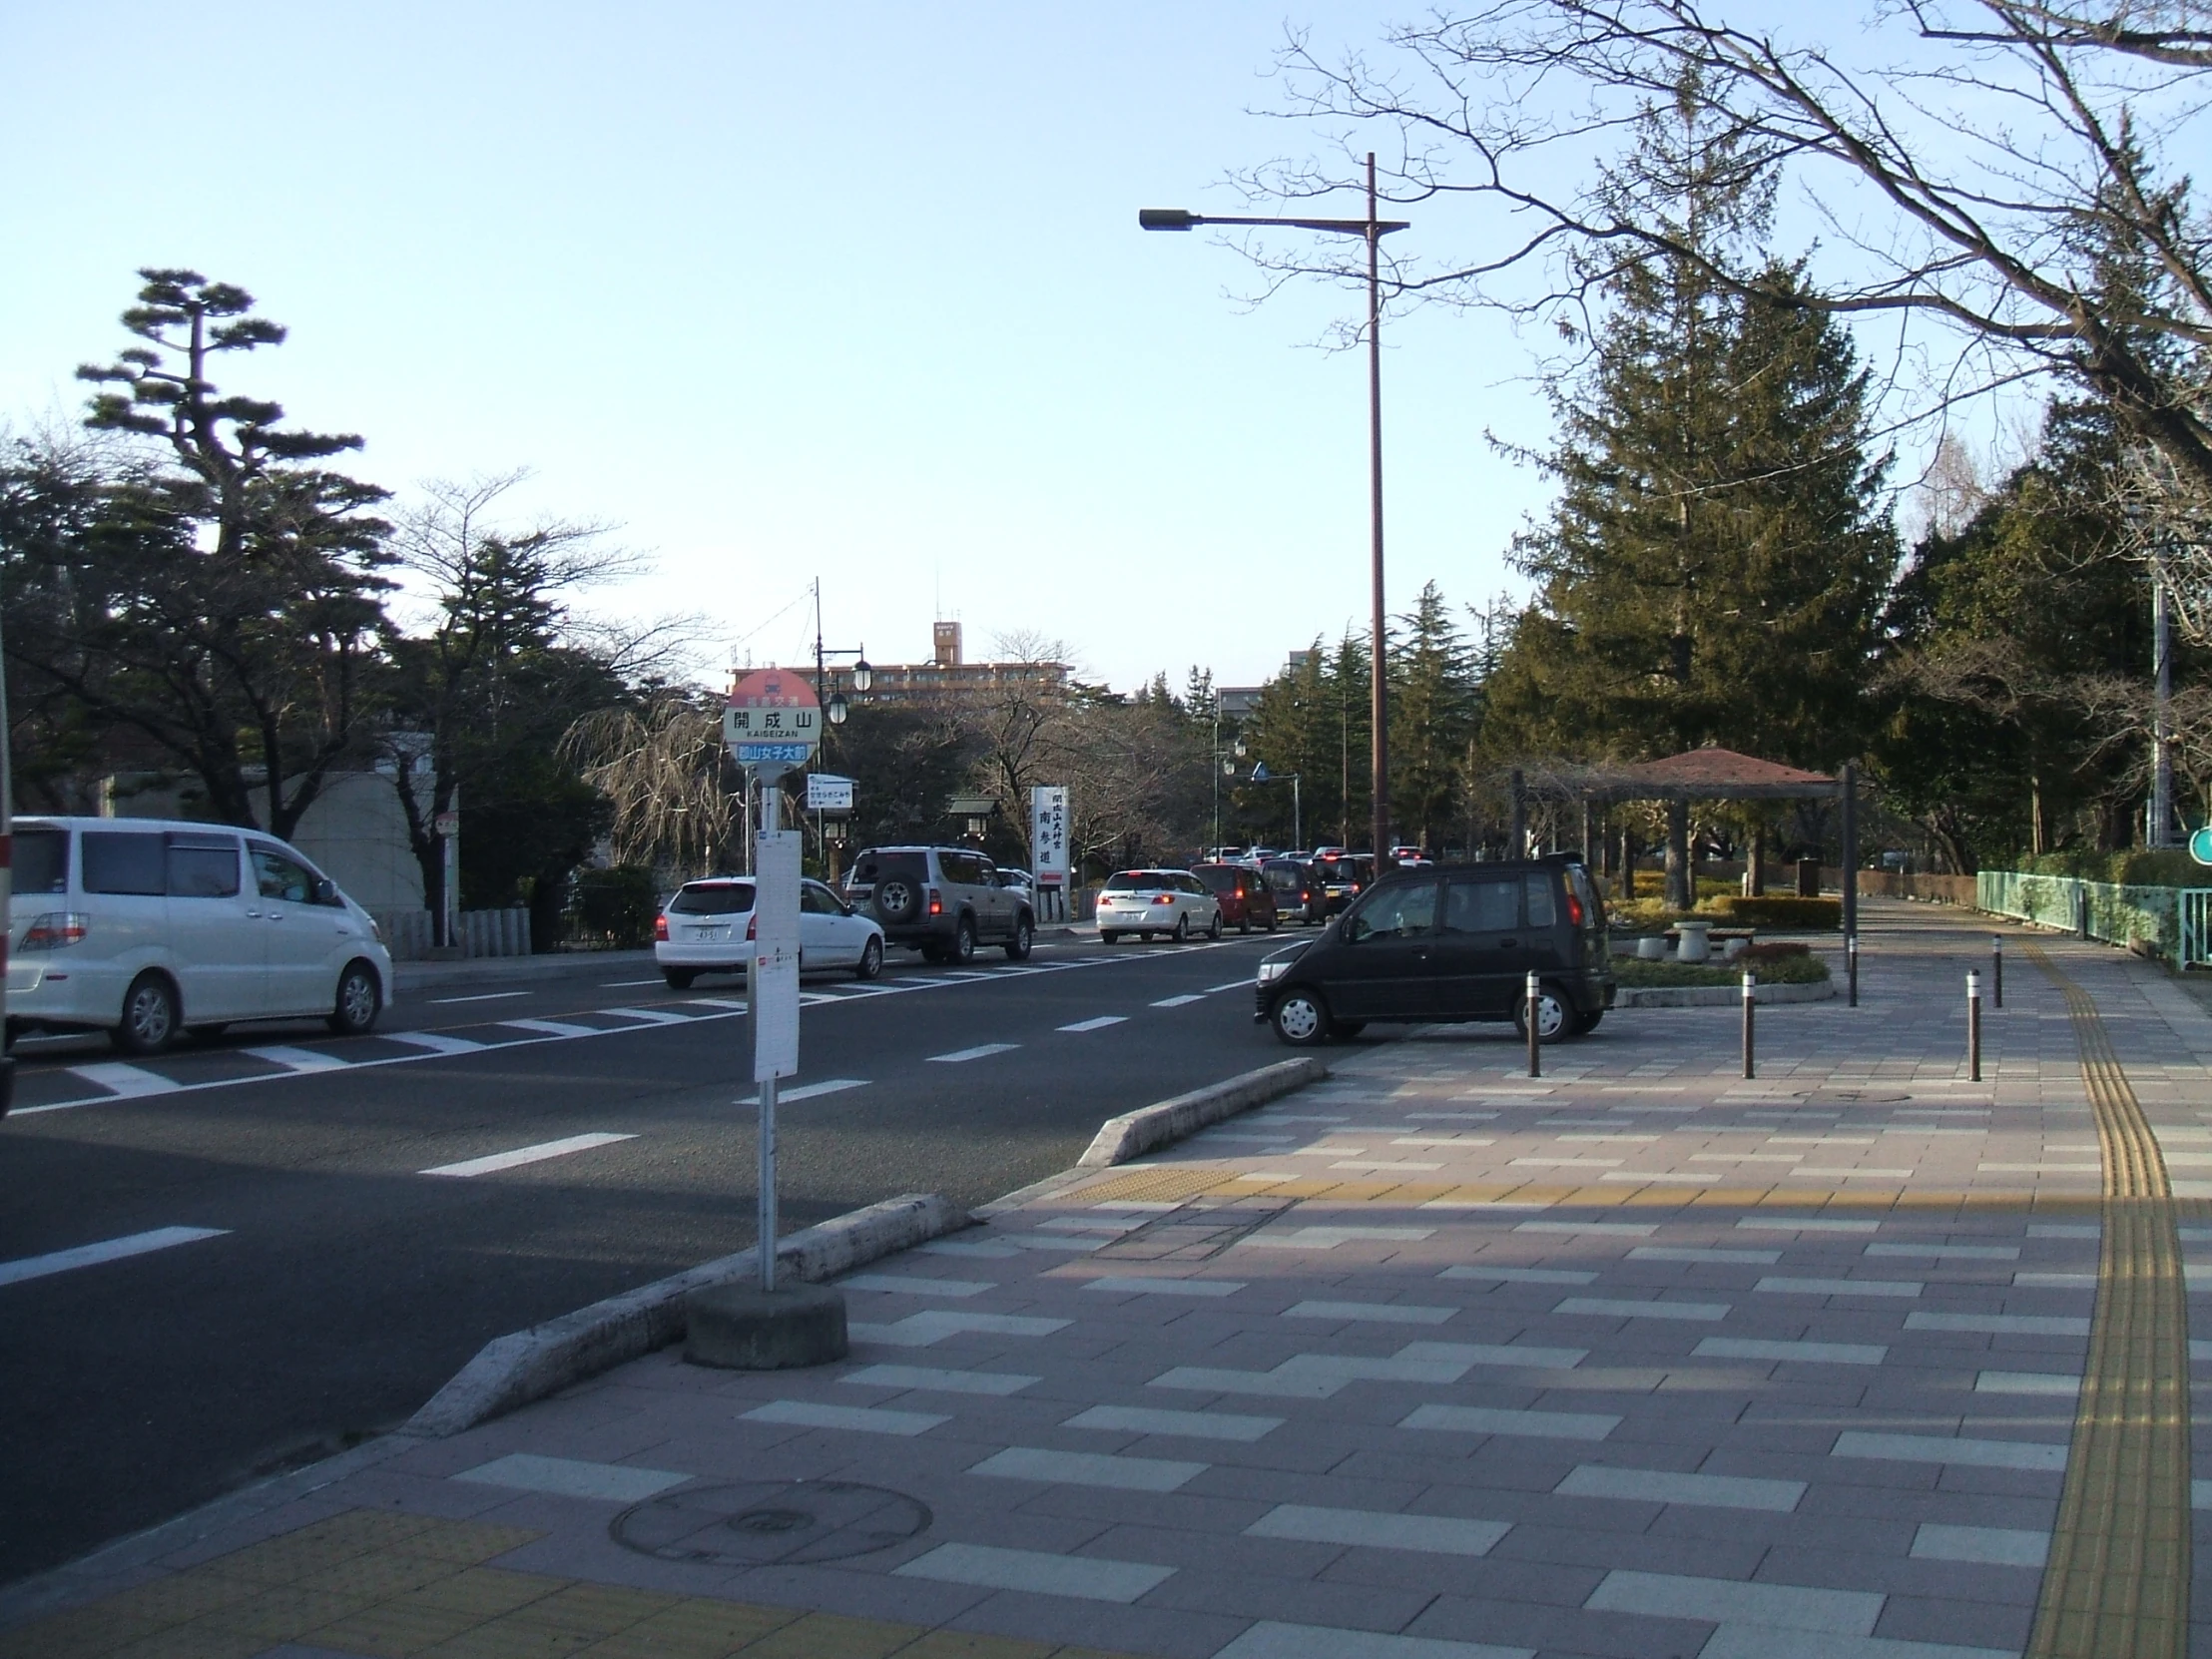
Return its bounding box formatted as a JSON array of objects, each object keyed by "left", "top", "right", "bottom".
[
  {"left": 2000, "top": 848, "right": 2203, "bottom": 886},
  {"left": 1702, "top": 894, "right": 1842, "bottom": 928}
]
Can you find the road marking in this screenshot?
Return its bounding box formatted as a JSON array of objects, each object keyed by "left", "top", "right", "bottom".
[
  {"left": 600, "top": 978, "right": 666, "bottom": 987},
  {"left": 243, "top": 1045, "right": 351, "bottom": 1075},
  {"left": 1058, "top": 1016, "right": 1128, "bottom": 1032},
  {"left": 893, "top": 1541, "right": 1174, "bottom": 1604},
  {"left": 419, "top": 1132, "right": 637, "bottom": 1178},
  {"left": 0, "top": 1226, "right": 229, "bottom": 1289},
  {"left": 67, "top": 1062, "right": 181, "bottom": 1098},
  {"left": 1151, "top": 994, "right": 1204, "bottom": 1008},
  {"left": 682, "top": 997, "right": 748, "bottom": 1011},
  {"left": 500, "top": 1017, "right": 598, "bottom": 1037},
  {"left": 598, "top": 1005, "right": 691, "bottom": 1025},
  {"left": 430, "top": 991, "right": 529, "bottom": 1004},
  {"left": 382, "top": 1031, "right": 490, "bottom": 1055},
  {"left": 926, "top": 1042, "right": 1019, "bottom": 1063},
  {"left": 452, "top": 1452, "right": 689, "bottom": 1502},
  {"left": 1205, "top": 979, "right": 1251, "bottom": 993},
  {"left": 775, "top": 1078, "right": 867, "bottom": 1103}
]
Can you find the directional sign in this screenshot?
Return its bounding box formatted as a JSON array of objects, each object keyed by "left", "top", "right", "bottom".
[
  {"left": 725, "top": 670, "right": 822, "bottom": 776},
  {"left": 807, "top": 774, "right": 855, "bottom": 812},
  {"left": 2191, "top": 826, "right": 2212, "bottom": 866}
]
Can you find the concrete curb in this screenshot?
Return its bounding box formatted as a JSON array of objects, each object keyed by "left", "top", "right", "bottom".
[
  {"left": 1616, "top": 979, "right": 1836, "bottom": 1008},
  {"left": 394, "top": 949, "right": 655, "bottom": 993},
  {"left": 403, "top": 1192, "right": 964, "bottom": 1437},
  {"left": 1076, "top": 1056, "right": 1331, "bottom": 1168}
]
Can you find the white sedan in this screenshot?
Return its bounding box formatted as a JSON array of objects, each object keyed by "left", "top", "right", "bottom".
[
  {"left": 654, "top": 876, "right": 885, "bottom": 988},
  {"left": 1094, "top": 869, "right": 1223, "bottom": 943}
]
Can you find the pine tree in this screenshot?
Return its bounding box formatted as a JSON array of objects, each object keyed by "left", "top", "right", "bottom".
[{"left": 1389, "top": 582, "right": 1478, "bottom": 849}]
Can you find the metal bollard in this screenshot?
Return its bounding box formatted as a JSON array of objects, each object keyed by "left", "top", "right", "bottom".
[
  {"left": 1847, "top": 933, "right": 1859, "bottom": 1007},
  {"left": 1526, "top": 969, "right": 1542, "bottom": 1079},
  {"left": 1742, "top": 970, "right": 1757, "bottom": 1079},
  {"left": 1966, "top": 969, "right": 1982, "bottom": 1083},
  {"left": 1991, "top": 935, "right": 2003, "bottom": 1009}
]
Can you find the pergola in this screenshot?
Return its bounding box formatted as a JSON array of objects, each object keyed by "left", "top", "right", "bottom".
[{"left": 1508, "top": 747, "right": 1859, "bottom": 927}]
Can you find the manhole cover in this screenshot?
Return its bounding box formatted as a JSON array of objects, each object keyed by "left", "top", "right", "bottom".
[
  {"left": 1795, "top": 1090, "right": 1912, "bottom": 1104},
  {"left": 611, "top": 1480, "right": 931, "bottom": 1566}
]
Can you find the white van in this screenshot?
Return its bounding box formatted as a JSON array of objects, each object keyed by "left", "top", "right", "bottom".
[{"left": 6, "top": 817, "right": 395, "bottom": 1054}]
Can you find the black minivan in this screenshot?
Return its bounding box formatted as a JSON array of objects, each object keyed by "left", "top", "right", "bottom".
[{"left": 1253, "top": 854, "right": 1614, "bottom": 1046}]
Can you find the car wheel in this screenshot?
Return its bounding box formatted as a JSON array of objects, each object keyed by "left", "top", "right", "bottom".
[
  {"left": 854, "top": 936, "right": 883, "bottom": 980},
  {"left": 328, "top": 960, "right": 382, "bottom": 1036},
  {"left": 1571, "top": 1007, "right": 1604, "bottom": 1038},
  {"left": 664, "top": 968, "right": 697, "bottom": 989},
  {"left": 1101, "top": 930, "right": 1121, "bottom": 944},
  {"left": 1271, "top": 989, "right": 1330, "bottom": 1047},
  {"left": 1265, "top": 913, "right": 1279, "bottom": 932},
  {"left": 1004, "top": 917, "right": 1032, "bottom": 961},
  {"left": 1329, "top": 1018, "right": 1368, "bottom": 1040},
  {"left": 112, "top": 972, "right": 179, "bottom": 1056},
  {"left": 1207, "top": 911, "right": 1223, "bottom": 939},
  {"left": 1513, "top": 982, "right": 1573, "bottom": 1044},
  {"left": 951, "top": 916, "right": 977, "bottom": 963},
  {"left": 1238, "top": 914, "right": 1250, "bottom": 935},
  {"left": 1173, "top": 914, "right": 1190, "bottom": 943}
]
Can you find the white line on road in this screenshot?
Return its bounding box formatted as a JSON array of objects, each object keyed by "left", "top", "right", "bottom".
[
  {"left": 381, "top": 1031, "right": 491, "bottom": 1056},
  {"left": 430, "top": 991, "right": 530, "bottom": 1004},
  {"left": 598, "top": 1006, "right": 692, "bottom": 1025},
  {"left": 774, "top": 1078, "right": 869, "bottom": 1103},
  {"left": 1058, "top": 1016, "right": 1128, "bottom": 1033},
  {"left": 66, "top": 1063, "right": 182, "bottom": 1098},
  {"left": 682, "top": 998, "right": 748, "bottom": 1011},
  {"left": 1151, "top": 995, "right": 1204, "bottom": 1008},
  {"left": 0, "top": 1226, "right": 230, "bottom": 1289},
  {"left": 501, "top": 1018, "right": 599, "bottom": 1037},
  {"left": 1206, "top": 980, "right": 1252, "bottom": 994},
  {"left": 419, "top": 1132, "right": 638, "bottom": 1179},
  {"left": 601, "top": 978, "right": 667, "bottom": 987},
  {"left": 243, "top": 1045, "right": 352, "bottom": 1075},
  {"left": 927, "top": 1043, "right": 1021, "bottom": 1064}
]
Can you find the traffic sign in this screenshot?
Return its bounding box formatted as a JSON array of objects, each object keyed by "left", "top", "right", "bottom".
[
  {"left": 807, "top": 774, "right": 854, "bottom": 812},
  {"left": 725, "top": 670, "right": 822, "bottom": 778},
  {"left": 2191, "top": 826, "right": 2212, "bottom": 865}
]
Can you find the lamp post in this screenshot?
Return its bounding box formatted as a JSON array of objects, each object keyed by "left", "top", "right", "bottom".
[
  {"left": 1251, "top": 763, "right": 1303, "bottom": 851},
  {"left": 1211, "top": 721, "right": 1247, "bottom": 852},
  {"left": 1142, "top": 153, "right": 1407, "bottom": 860}
]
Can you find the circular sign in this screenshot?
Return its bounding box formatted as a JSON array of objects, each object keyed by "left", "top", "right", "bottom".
[
  {"left": 2191, "top": 826, "right": 2212, "bottom": 866},
  {"left": 724, "top": 669, "right": 823, "bottom": 773}
]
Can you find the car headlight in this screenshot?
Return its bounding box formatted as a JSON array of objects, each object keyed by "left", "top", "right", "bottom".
[{"left": 1257, "top": 959, "right": 1291, "bottom": 985}]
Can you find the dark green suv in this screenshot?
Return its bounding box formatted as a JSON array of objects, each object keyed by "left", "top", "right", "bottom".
[{"left": 1254, "top": 855, "right": 1614, "bottom": 1046}]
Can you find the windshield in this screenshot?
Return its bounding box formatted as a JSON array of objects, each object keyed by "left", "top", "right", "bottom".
[
  {"left": 670, "top": 882, "right": 755, "bottom": 915},
  {"left": 848, "top": 851, "right": 925, "bottom": 886},
  {"left": 1103, "top": 871, "right": 1168, "bottom": 891},
  {"left": 1192, "top": 866, "right": 1239, "bottom": 892},
  {"left": 15, "top": 828, "right": 67, "bottom": 896}
]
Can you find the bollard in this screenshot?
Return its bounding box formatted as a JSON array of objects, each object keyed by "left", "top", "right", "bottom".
[
  {"left": 1742, "top": 970, "right": 1757, "bottom": 1079},
  {"left": 1847, "top": 933, "right": 1859, "bottom": 1007},
  {"left": 1967, "top": 969, "right": 1982, "bottom": 1083},
  {"left": 1525, "top": 969, "right": 1542, "bottom": 1079},
  {"left": 1991, "top": 935, "right": 2003, "bottom": 1009}
]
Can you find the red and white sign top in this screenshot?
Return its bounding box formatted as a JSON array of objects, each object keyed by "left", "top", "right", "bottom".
[{"left": 724, "top": 669, "right": 823, "bottom": 759}]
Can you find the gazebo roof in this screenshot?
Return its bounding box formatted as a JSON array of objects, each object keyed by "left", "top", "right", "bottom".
[{"left": 1522, "top": 747, "right": 1840, "bottom": 804}]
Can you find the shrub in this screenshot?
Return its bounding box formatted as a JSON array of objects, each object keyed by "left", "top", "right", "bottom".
[
  {"left": 1610, "top": 951, "right": 1831, "bottom": 986},
  {"left": 1741, "top": 940, "right": 1811, "bottom": 963},
  {"left": 1702, "top": 894, "right": 1841, "bottom": 929},
  {"left": 2002, "top": 848, "right": 2202, "bottom": 887},
  {"left": 570, "top": 864, "right": 660, "bottom": 948}
]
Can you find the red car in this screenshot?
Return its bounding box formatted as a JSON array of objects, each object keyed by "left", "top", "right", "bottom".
[{"left": 1192, "top": 863, "right": 1280, "bottom": 933}]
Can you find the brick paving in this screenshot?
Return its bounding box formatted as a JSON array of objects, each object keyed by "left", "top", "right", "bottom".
[{"left": 7, "top": 901, "right": 2212, "bottom": 1659}]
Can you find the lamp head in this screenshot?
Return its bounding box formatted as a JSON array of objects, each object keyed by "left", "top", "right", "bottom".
[
  {"left": 851, "top": 656, "right": 872, "bottom": 693},
  {"left": 1139, "top": 208, "right": 1200, "bottom": 232}
]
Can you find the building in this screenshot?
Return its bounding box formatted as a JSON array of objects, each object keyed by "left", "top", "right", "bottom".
[{"left": 822, "top": 621, "right": 1069, "bottom": 706}]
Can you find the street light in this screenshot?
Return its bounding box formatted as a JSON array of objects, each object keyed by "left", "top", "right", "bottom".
[
  {"left": 1142, "top": 153, "right": 1407, "bottom": 859},
  {"left": 1251, "top": 762, "right": 1303, "bottom": 851},
  {"left": 1211, "top": 723, "right": 1248, "bottom": 851}
]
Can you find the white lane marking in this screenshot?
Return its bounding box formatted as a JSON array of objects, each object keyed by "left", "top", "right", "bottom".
[
  {"left": 1058, "top": 1016, "right": 1128, "bottom": 1033},
  {"left": 501, "top": 1017, "right": 599, "bottom": 1037},
  {"left": 382, "top": 1031, "right": 490, "bottom": 1056},
  {"left": 926, "top": 1043, "right": 1020, "bottom": 1063},
  {"left": 1206, "top": 980, "right": 1251, "bottom": 993},
  {"left": 242, "top": 1045, "right": 350, "bottom": 1075},
  {"left": 775, "top": 1078, "right": 868, "bottom": 1103},
  {"left": 419, "top": 1132, "right": 638, "bottom": 1178},
  {"left": 600, "top": 978, "right": 667, "bottom": 987},
  {"left": 683, "top": 997, "right": 749, "bottom": 1011},
  {"left": 0, "top": 1226, "right": 230, "bottom": 1289},
  {"left": 430, "top": 991, "right": 530, "bottom": 1004},
  {"left": 67, "top": 1063, "right": 181, "bottom": 1098},
  {"left": 1151, "top": 994, "right": 1204, "bottom": 1008},
  {"left": 598, "top": 1006, "right": 691, "bottom": 1025}
]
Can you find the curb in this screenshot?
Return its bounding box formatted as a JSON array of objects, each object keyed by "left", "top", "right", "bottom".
[
  {"left": 1076, "top": 1056, "right": 1331, "bottom": 1168},
  {"left": 394, "top": 949, "right": 655, "bottom": 993},
  {"left": 403, "top": 1192, "right": 965, "bottom": 1437},
  {"left": 1615, "top": 980, "right": 1836, "bottom": 1008}
]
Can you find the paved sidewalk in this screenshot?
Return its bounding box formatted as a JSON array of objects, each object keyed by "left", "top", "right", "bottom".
[{"left": 9, "top": 904, "right": 2211, "bottom": 1659}]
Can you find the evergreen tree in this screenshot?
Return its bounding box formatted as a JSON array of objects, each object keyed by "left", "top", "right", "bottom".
[{"left": 1388, "top": 582, "right": 1478, "bottom": 849}]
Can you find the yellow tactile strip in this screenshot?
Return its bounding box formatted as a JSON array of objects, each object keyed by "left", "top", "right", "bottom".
[
  {"left": 2023, "top": 942, "right": 2191, "bottom": 1659},
  {"left": 0, "top": 1508, "right": 1145, "bottom": 1659}
]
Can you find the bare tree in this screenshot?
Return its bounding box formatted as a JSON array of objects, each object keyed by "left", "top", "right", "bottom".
[
  {"left": 1254, "top": 3, "right": 2212, "bottom": 489},
  {"left": 560, "top": 695, "right": 737, "bottom": 877}
]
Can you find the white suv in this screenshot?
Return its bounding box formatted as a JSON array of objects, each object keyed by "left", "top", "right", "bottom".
[
  {"left": 6, "top": 817, "right": 394, "bottom": 1054},
  {"left": 1094, "top": 869, "right": 1223, "bottom": 943}
]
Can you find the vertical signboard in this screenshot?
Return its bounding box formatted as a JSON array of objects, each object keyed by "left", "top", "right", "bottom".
[
  {"left": 1030, "top": 786, "right": 1069, "bottom": 887},
  {"left": 751, "top": 830, "right": 803, "bottom": 1081}
]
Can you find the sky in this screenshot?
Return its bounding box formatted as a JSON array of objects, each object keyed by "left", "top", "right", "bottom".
[{"left": 0, "top": 3, "right": 1576, "bottom": 696}]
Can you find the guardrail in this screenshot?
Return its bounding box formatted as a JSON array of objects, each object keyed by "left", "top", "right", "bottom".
[{"left": 1976, "top": 871, "right": 2212, "bottom": 967}]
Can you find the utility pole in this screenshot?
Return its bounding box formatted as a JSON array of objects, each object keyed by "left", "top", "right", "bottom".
[{"left": 2153, "top": 550, "right": 2174, "bottom": 846}]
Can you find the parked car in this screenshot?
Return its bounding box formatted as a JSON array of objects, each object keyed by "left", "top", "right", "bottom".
[
  {"left": 1095, "top": 869, "right": 1222, "bottom": 943},
  {"left": 840, "top": 845, "right": 1035, "bottom": 963},
  {"left": 1192, "top": 862, "right": 1279, "bottom": 933},
  {"left": 4, "top": 816, "right": 395, "bottom": 1056},
  {"left": 654, "top": 876, "right": 885, "bottom": 987},
  {"left": 1254, "top": 855, "right": 1614, "bottom": 1046},
  {"left": 1310, "top": 851, "right": 1378, "bottom": 916},
  {"left": 1260, "top": 856, "right": 1326, "bottom": 925}
]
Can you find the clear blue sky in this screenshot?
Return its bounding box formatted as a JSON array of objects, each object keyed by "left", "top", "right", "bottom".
[{"left": 5, "top": 5, "right": 1610, "bottom": 692}]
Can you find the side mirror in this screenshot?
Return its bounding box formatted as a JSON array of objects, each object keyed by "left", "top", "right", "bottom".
[
  {"left": 313, "top": 877, "right": 339, "bottom": 905},
  {"left": 1345, "top": 915, "right": 1371, "bottom": 943}
]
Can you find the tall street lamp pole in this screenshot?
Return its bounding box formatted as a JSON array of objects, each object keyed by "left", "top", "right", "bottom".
[{"left": 1141, "top": 154, "right": 1406, "bottom": 859}]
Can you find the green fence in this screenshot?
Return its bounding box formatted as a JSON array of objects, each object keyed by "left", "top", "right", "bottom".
[{"left": 1976, "top": 870, "right": 2212, "bottom": 965}]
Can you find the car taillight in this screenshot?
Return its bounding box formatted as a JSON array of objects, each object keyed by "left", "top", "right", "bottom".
[
  {"left": 654, "top": 914, "right": 670, "bottom": 941},
  {"left": 20, "top": 912, "right": 89, "bottom": 950},
  {"left": 746, "top": 913, "right": 759, "bottom": 940},
  {"left": 1564, "top": 889, "right": 1584, "bottom": 926},
  {"left": 927, "top": 887, "right": 942, "bottom": 915},
  {"left": 1152, "top": 894, "right": 1174, "bottom": 905}
]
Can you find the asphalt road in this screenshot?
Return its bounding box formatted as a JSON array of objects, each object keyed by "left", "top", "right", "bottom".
[{"left": 0, "top": 930, "right": 1341, "bottom": 1586}]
